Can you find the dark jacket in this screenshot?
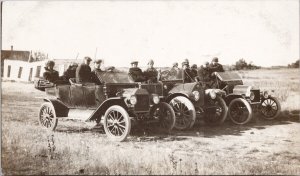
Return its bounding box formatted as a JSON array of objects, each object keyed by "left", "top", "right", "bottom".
[
  {"left": 209, "top": 63, "right": 224, "bottom": 73},
  {"left": 183, "top": 68, "right": 194, "bottom": 83},
  {"left": 62, "top": 66, "right": 76, "bottom": 81},
  {"left": 91, "top": 68, "right": 103, "bottom": 85},
  {"left": 76, "top": 63, "right": 91, "bottom": 83},
  {"left": 190, "top": 69, "right": 198, "bottom": 81},
  {"left": 198, "top": 66, "right": 211, "bottom": 82},
  {"left": 43, "top": 68, "right": 59, "bottom": 83},
  {"left": 128, "top": 67, "right": 146, "bottom": 82},
  {"left": 144, "top": 67, "right": 158, "bottom": 83}
]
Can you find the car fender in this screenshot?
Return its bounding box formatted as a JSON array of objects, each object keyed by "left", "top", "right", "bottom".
[
  {"left": 43, "top": 98, "right": 69, "bottom": 117},
  {"left": 86, "top": 97, "right": 127, "bottom": 122},
  {"left": 165, "top": 92, "right": 190, "bottom": 103},
  {"left": 224, "top": 94, "right": 244, "bottom": 105}
]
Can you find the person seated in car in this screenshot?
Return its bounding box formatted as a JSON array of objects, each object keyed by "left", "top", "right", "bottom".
[
  {"left": 182, "top": 59, "right": 194, "bottom": 83},
  {"left": 191, "top": 64, "right": 199, "bottom": 81},
  {"left": 209, "top": 57, "right": 224, "bottom": 73},
  {"left": 128, "top": 61, "right": 146, "bottom": 82},
  {"left": 76, "top": 56, "right": 92, "bottom": 84},
  {"left": 198, "top": 61, "right": 213, "bottom": 88},
  {"left": 143, "top": 59, "right": 158, "bottom": 83},
  {"left": 169, "top": 62, "right": 180, "bottom": 78},
  {"left": 91, "top": 59, "right": 104, "bottom": 85},
  {"left": 61, "top": 62, "right": 78, "bottom": 82},
  {"left": 43, "top": 60, "right": 59, "bottom": 83}
]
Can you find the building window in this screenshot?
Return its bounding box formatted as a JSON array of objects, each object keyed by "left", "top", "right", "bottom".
[
  {"left": 18, "top": 67, "right": 23, "bottom": 78},
  {"left": 7, "top": 65, "right": 11, "bottom": 78},
  {"left": 36, "top": 66, "right": 41, "bottom": 77}
]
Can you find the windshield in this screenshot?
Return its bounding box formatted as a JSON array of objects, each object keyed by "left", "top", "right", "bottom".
[
  {"left": 95, "top": 71, "right": 135, "bottom": 83},
  {"left": 215, "top": 72, "right": 242, "bottom": 82}
]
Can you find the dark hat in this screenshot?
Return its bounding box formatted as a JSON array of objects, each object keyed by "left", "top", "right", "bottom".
[
  {"left": 191, "top": 64, "right": 197, "bottom": 69},
  {"left": 94, "top": 59, "right": 103, "bottom": 64},
  {"left": 131, "top": 61, "right": 138, "bottom": 64},
  {"left": 184, "top": 58, "right": 189, "bottom": 63},
  {"left": 182, "top": 61, "right": 189, "bottom": 66},
  {"left": 70, "top": 62, "right": 78, "bottom": 67},
  {"left": 148, "top": 59, "right": 154, "bottom": 65},
  {"left": 173, "top": 62, "right": 178, "bottom": 67},
  {"left": 84, "top": 56, "right": 92, "bottom": 61},
  {"left": 212, "top": 57, "right": 219, "bottom": 62},
  {"left": 107, "top": 66, "right": 115, "bottom": 71},
  {"left": 46, "top": 60, "right": 55, "bottom": 67}
]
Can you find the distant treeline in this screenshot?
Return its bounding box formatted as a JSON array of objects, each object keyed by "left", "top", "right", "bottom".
[{"left": 288, "top": 59, "right": 299, "bottom": 68}]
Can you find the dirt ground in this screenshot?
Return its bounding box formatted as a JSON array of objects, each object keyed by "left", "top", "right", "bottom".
[{"left": 1, "top": 80, "right": 300, "bottom": 175}]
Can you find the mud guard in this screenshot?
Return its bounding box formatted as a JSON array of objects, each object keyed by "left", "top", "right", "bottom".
[
  {"left": 224, "top": 94, "right": 244, "bottom": 105},
  {"left": 165, "top": 93, "right": 189, "bottom": 103},
  {"left": 85, "top": 97, "right": 127, "bottom": 122},
  {"left": 43, "top": 99, "right": 69, "bottom": 117}
]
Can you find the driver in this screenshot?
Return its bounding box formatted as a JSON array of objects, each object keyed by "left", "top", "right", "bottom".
[
  {"left": 43, "top": 60, "right": 59, "bottom": 83},
  {"left": 209, "top": 57, "right": 224, "bottom": 73},
  {"left": 143, "top": 59, "right": 158, "bottom": 83},
  {"left": 91, "top": 59, "right": 103, "bottom": 85},
  {"left": 128, "top": 61, "right": 146, "bottom": 82},
  {"left": 182, "top": 59, "right": 194, "bottom": 83},
  {"left": 76, "top": 56, "right": 92, "bottom": 84}
]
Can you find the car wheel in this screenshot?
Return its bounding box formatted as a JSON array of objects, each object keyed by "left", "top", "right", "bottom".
[
  {"left": 39, "top": 102, "right": 58, "bottom": 131},
  {"left": 103, "top": 105, "right": 131, "bottom": 142},
  {"left": 203, "top": 96, "right": 228, "bottom": 126},
  {"left": 149, "top": 102, "right": 176, "bottom": 133},
  {"left": 169, "top": 96, "right": 196, "bottom": 130},
  {"left": 260, "top": 96, "right": 281, "bottom": 120},
  {"left": 228, "top": 98, "right": 253, "bottom": 125}
]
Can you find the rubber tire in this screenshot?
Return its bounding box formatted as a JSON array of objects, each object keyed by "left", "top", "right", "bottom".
[
  {"left": 228, "top": 98, "right": 253, "bottom": 125},
  {"left": 169, "top": 96, "right": 196, "bottom": 130},
  {"left": 149, "top": 102, "right": 176, "bottom": 133},
  {"left": 103, "top": 105, "right": 131, "bottom": 142},
  {"left": 38, "top": 102, "right": 58, "bottom": 131},
  {"left": 260, "top": 96, "right": 281, "bottom": 120},
  {"left": 203, "top": 96, "right": 228, "bottom": 126}
]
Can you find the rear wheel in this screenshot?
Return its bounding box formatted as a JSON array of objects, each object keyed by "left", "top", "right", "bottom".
[
  {"left": 149, "top": 102, "right": 176, "bottom": 133},
  {"left": 260, "top": 96, "right": 281, "bottom": 120},
  {"left": 228, "top": 98, "right": 253, "bottom": 125},
  {"left": 169, "top": 96, "right": 196, "bottom": 130},
  {"left": 38, "top": 102, "right": 58, "bottom": 131},
  {"left": 203, "top": 96, "right": 228, "bottom": 125},
  {"left": 103, "top": 105, "right": 131, "bottom": 142}
]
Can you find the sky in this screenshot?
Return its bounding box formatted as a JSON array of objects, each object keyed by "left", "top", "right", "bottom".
[{"left": 2, "top": 0, "right": 299, "bottom": 67}]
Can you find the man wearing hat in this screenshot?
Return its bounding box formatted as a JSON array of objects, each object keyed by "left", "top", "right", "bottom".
[
  {"left": 190, "top": 64, "right": 199, "bottom": 81},
  {"left": 198, "top": 61, "right": 211, "bottom": 85},
  {"left": 76, "top": 56, "right": 92, "bottom": 83},
  {"left": 90, "top": 59, "right": 104, "bottom": 85},
  {"left": 209, "top": 57, "right": 224, "bottom": 73},
  {"left": 143, "top": 59, "right": 158, "bottom": 83},
  {"left": 169, "top": 62, "right": 180, "bottom": 78},
  {"left": 128, "top": 61, "right": 146, "bottom": 82},
  {"left": 182, "top": 59, "right": 194, "bottom": 83},
  {"left": 61, "top": 62, "right": 78, "bottom": 82},
  {"left": 43, "top": 60, "right": 59, "bottom": 83}
]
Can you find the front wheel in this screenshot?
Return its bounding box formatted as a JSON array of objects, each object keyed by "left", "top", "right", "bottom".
[
  {"left": 103, "top": 105, "right": 131, "bottom": 142},
  {"left": 260, "top": 96, "right": 281, "bottom": 120},
  {"left": 169, "top": 96, "right": 196, "bottom": 130},
  {"left": 39, "top": 102, "right": 58, "bottom": 130},
  {"left": 228, "top": 98, "right": 253, "bottom": 125},
  {"left": 149, "top": 102, "right": 176, "bottom": 133},
  {"left": 203, "top": 96, "right": 228, "bottom": 125}
]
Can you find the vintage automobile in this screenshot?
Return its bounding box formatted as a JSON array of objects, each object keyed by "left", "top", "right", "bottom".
[
  {"left": 123, "top": 69, "right": 228, "bottom": 130},
  {"left": 35, "top": 77, "right": 176, "bottom": 142},
  {"left": 212, "top": 72, "right": 281, "bottom": 124}
]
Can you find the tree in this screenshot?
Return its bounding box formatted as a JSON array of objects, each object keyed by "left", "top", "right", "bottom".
[
  {"left": 288, "top": 59, "right": 299, "bottom": 68},
  {"left": 234, "top": 58, "right": 260, "bottom": 70}
]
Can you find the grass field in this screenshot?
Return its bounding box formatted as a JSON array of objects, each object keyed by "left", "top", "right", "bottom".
[{"left": 1, "top": 68, "right": 300, "bottom": 175}]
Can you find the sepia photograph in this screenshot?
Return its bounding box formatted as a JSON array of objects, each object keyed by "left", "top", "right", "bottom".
[{"left": 1, "top": 0, "right": 299, "bottom": 175}]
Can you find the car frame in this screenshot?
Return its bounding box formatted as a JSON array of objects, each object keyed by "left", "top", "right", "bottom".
[
  {"left": 212, "top": 71, "right": 281, "bottom": 124},
  {"left": 35, "top": 78, "right": 176, "bottom": 142}
]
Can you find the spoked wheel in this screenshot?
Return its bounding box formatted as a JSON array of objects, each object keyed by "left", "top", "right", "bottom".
[
  {"left": 260, "top": 96, "right": 281, "bottom": 120},
  {"left": 203, "top": 96, "right": 228, "bottom": 125},
  {"left": 39, "top": 102, "right": 58, "bottom": 130},
  {"left": 228, "top": 98, "right": 253, "bottom": 125},
  {"left": 149, "top": 102, "right": 176, "bottom": 133},
  {"left": 103, "top": 105, "right": 131, "bottom": 142},
  {"left": 169, "top": 96, "right": 196, "bottom": 130}
]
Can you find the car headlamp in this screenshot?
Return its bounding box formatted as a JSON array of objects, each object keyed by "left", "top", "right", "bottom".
[
  {"left": 250, "top": 91, "right": 255, "bottom": 101},
  {"left": 192, "top": 91, "right": 200, "bottom": 101},
  {"left": 209, "top": 90, "right": 216, "bottom": 99},
  {"left": 263, "top": 91, "right": 269, "bottom": 99},
  {"left": 129, "top": 95, "right": 137, "bottom": 105},
  {"left": 152, "top": 95, "right": 160, "bottom": 104}
]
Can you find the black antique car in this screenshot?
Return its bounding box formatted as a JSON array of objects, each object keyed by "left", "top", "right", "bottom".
[
  {"left": 128, "top": 69, "right": 229, "bottom": 130},
  {"left": 213, "top": 72, "right": 281, "bottom": 124},
  {"left": 35, "top": 77, "right": 176, "bottom": 142}
]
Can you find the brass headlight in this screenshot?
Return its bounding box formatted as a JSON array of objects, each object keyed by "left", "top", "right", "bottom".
[
  {"left": 129, "top": 95, "right": 137, "bottom": 105},
  {"left": 192, "top": 91, "right": 200, "bottom": 101},
  {"left": 250, "top": 92, "right": 255, "bottom": 101},
  {"left": 209, "top": 90, "right": 217, "bottom": 99},
  {"left": 152, "top": 95, "right": 160, "bottom": 104}
]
